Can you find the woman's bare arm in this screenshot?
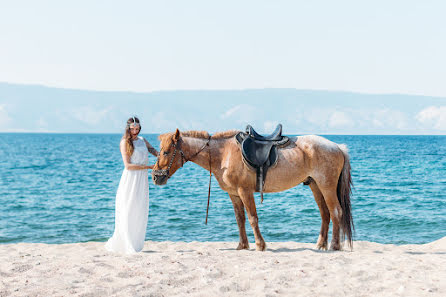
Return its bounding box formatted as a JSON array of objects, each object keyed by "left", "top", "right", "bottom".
[
  {"left": 144, "top": 138, "right": 159, "bottom": 157},
  {"left": 120, "top": 139, "right": 150, "bottom": 170}
]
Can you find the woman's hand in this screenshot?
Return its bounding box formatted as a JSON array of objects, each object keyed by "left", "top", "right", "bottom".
[{"left": 140, "top": 165, "right": 154, "bottom": 170}]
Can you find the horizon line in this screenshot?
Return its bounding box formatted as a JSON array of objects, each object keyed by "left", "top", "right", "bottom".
[{"left": 0, "top": 131, "right": 444, "bottom": 136}]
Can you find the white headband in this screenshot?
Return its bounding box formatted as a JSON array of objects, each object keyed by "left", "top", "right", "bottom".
[{"left": 128, "top": 117, "right": 140, "bottom": 128}]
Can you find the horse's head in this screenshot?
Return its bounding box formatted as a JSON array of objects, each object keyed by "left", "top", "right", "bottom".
[{"left": 152, "top": 129, "right": 185, "bottom": 185}]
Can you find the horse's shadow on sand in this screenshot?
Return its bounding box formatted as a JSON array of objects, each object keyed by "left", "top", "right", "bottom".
[
  {"left": 142, "top": 250, "right": 159, "bottom": 254},
  {"left": 269, "top": 247, "right": 333, "bottom": 253},
  {"left": 218, "top": 247, "right": 334, "bottom": 253},
  {"left": 139, "top": 248, "right": 446, "bottom": 255}
]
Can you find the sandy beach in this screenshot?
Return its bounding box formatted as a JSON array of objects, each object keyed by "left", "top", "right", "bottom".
[{"left": 1, "top": 238, "right": 444, "bottom": 297}]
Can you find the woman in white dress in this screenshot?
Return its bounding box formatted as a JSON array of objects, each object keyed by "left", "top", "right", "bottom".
[{"left": 105, "top": 116, "right": 159, "bottom": 254}]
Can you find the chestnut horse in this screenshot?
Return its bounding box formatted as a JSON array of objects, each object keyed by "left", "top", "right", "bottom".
[{"left": 152, "top": 129, "right": 354, "bottom": 251}]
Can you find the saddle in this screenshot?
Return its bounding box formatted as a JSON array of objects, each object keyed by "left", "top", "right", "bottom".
[{"left": 235, "top": 124, "right": 289, "bottom": 203}]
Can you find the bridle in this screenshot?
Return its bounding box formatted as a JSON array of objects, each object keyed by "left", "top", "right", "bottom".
[
  {"left": 152, "top": 135, "right": 213, "bottom": 224},
  {"left": 152, "top": 135, "right": 211, "bottom": 178},
  {"left": 151, "top": 142, "right": 183, "bottom": 178}
]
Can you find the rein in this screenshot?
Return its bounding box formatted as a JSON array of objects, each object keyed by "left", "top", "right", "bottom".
[
  {"left": 152, "top": 136, "right": 213, "bottom": 224},
  {"left": 205, "top": 138, "right": 212, "bottom": 225}
]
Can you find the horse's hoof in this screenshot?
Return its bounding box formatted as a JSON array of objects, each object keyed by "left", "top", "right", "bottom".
[
  {"left": 316, "top": 243, "right": 328, "bottom": 251},
  {"left": 316, "top": 235, "right": 328, "bottom": 251},
  {"left": 236, "top": 243, "right": 249, "bottom": 250},
  {"left": 256, "top": 242, "right": 267, "bottom": 251},
  {"left": 329, "top": 243, "right": 341, "bottom": 251}
]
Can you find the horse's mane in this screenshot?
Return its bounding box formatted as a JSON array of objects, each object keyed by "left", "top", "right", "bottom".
[{"left": 159, "top": 130, "right": 240, "bottom": 140}]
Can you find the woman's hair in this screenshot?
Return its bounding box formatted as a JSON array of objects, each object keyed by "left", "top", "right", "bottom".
[{"left": 123, "top": 116, "right": 141, "bottom": 156}]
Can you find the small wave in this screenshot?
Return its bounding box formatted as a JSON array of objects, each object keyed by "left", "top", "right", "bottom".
[
  {"left": 0, "top": 236, "right": 26, "bottom": 243},
  {"left": 11, "top": 164, "right": 49, "bottom": 170}
]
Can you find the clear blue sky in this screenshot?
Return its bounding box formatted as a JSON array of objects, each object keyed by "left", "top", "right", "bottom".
[{"left": 1, "top": 0, "right": 446, "bottom": 96}]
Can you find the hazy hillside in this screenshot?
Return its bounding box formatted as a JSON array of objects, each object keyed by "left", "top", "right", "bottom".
[{"left": 0, "top": 82, "right": 444, "bottom": 134}]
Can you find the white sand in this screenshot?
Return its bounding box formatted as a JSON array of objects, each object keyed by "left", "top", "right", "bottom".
[{"left": 1, "top": 238, "right": 445, "bottom": 297}]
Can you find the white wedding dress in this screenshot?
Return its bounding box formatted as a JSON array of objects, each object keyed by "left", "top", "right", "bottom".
[{"left": 105, "top": 136, "right": 150, "bottom": 254}]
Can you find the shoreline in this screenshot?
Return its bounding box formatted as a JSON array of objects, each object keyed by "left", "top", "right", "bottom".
[{"left": 1, "top": 238, "right": 445, "bottom": 296}]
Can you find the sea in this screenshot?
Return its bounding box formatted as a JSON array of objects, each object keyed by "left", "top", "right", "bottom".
[{"left": 0, "top": 134, "right": 444, "bottom": 245}]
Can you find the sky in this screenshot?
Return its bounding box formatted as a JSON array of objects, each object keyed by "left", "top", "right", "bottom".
[
  {"left": 1, "top": 1, "right": 446, "bottom": 96},
  {"left": 0, "top": 1, "right": 445, "bottom": 134}
]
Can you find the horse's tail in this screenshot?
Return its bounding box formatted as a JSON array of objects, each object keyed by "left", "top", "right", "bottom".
[{"left": 337, "top": 144, "right": 355, "bottom": 249}]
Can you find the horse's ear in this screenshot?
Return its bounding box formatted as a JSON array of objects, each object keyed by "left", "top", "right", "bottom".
[{"left": 173, "top": 129, "right": 180, "bottom": 142}]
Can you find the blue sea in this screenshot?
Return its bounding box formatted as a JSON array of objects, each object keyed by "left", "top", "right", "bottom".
[{"left": 0, "top": 134, "right": 444, "bottom": 245}]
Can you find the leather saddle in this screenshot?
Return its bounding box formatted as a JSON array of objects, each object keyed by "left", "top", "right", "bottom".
[{"left": 235, "top": 124, "right": 290, "bottom": 203}]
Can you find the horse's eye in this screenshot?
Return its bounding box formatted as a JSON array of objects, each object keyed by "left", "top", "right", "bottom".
[{"left": 163, "top": 151, "right": 169, "bottom": 156}]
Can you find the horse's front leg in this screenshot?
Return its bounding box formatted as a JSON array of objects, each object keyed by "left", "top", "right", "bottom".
[
  {"left": 228, "top": 194, "right": 249, "bottom": 250},
  {"left": 237, "top": 188, "right": 266, "bottom": 251}
]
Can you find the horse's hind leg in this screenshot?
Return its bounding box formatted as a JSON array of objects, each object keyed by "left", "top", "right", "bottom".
[
  {"left": 308, "top": 181, "right": 330, "bottom": 250},
  {"left": 319, "top": 185, "right": 343, "bottom": 250},
  {"left": 229, "top": 194, "right": 249, "bottom": 250},
  {"left": 238, "top": 188, "right": 266, "bottom": 251}
]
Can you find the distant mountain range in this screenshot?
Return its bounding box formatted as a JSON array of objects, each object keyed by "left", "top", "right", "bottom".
[{"left": 0, "top": 82, "right": 445, "bottom": 134}]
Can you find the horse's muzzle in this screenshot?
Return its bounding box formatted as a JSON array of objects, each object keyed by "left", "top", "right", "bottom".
[{"left": 152, "top": 169, "right": 169, "bottom": 185}]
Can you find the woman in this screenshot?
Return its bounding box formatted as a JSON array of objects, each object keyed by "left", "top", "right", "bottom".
[{"left": 105, "top": 116, "right": 159, "bottom": 254}]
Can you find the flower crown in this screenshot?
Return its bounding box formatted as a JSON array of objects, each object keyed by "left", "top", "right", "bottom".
[{"left": 127, "top": 116, "right": 140, "bottom": 128}]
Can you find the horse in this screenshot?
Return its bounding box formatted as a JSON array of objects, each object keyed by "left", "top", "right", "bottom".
[{"left": 152, "top": 129, "right": 354, "bottom": 251}]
